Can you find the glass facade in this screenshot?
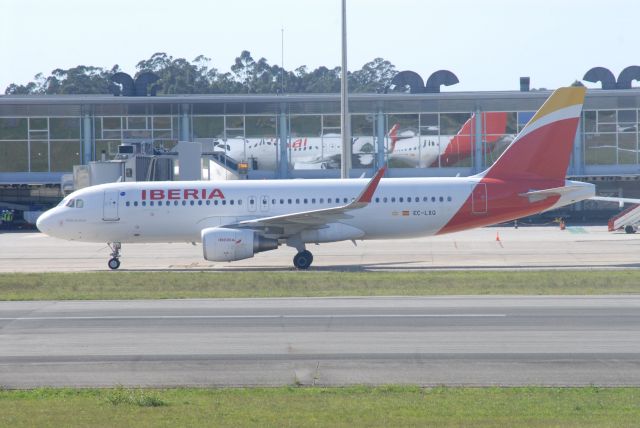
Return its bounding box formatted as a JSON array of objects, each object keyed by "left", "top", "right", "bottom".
[
  {"left": 1, "top": 90, "right": 640, "bottom": 180},
  {"left": 0, "top": 117, "right": 80, "bottom": 172}
]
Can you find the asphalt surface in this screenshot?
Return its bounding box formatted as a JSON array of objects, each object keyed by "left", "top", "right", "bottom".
[
  {"left": 1, "top": 225, "right": 640, "bottom": 272},
  {"left": 1, "top": 296, "right": 640, "bottom": 388}
]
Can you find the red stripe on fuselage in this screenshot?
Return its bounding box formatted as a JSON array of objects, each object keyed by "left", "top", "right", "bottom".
[{"left": 438, "top": 118, "right": 578, "bottom": 235}]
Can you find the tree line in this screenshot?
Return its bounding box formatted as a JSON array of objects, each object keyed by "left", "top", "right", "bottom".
[{"left": 4, "top": 51, "right": 397, "bottom": 95}]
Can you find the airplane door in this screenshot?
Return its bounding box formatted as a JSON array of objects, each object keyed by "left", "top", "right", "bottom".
[
  {"left": 472, "top": 183, "right": 487, "bottom": 214},
  {"left": 103, "top": 190, "right": 120, "bottom": 221},
  {"left": 260, "top": 195, "right": 269, "bottom": 212},
  {"left": 248, "top": 195, "right": 257, "bottom": 212}
]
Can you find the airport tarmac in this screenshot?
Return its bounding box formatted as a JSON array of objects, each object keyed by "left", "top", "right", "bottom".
[
  {"left": 1, "top": 296, "right": 640, "bottom": 388},
  {"left": 0, "top": 225, "right": 639, "bottom": 272}
]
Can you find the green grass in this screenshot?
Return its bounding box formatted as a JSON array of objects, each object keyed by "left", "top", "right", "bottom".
[
  {"left": 1, "top": 386, "right": 639, "bottom": 427},
  {"left": 1, "top": 270, "right": 640, "bottom": 300}
]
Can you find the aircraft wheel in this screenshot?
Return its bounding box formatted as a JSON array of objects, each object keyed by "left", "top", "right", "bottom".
[
  {"left": 293, "top": 250, "right": 313, "bottom": 270},
  {"left": 625, "top": 225, "right": 636, "bottom": 234},
  {"left": 108, "top": 258, "right": 121, "bottom": 270}
]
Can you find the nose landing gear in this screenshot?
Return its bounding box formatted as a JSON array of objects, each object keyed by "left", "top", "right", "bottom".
[{"left": 107, "top": 242, "right": 122, "bottom": 270}]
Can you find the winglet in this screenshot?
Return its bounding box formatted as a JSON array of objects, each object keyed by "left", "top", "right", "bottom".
[{"left": 355, "top": 166, "right": 387, "bottom": 204}]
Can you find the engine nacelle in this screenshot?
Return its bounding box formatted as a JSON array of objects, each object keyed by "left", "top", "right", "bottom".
[{"left": 201, "top": 227, "right": 278, "bottom": 262}]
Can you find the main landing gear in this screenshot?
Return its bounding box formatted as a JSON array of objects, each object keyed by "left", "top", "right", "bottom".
[
  {"left": 107, "top": 242, "right": 122, "bottom": 270},
  {"left": 293, "top": 250, "right": 313, "bottom": 270}
]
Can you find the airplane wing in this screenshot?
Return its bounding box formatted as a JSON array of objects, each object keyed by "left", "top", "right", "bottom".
[{"left": 224, "top": 166, "right": 386, "bottom": 236}]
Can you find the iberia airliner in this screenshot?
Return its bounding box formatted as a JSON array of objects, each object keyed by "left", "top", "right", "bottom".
[{"left": 37, "top": 87, "right": 594, "bottom": 270}]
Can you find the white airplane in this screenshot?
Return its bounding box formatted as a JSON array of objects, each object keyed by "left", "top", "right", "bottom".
[
  {"left": 37, "top": 87, "right": 594, "bottom": 270},
  {"left": 216, "top": 134, "right": 373, "bottom": 170},
  {"left": 387, "top": 112, "right": 512, "bottom": 168}
]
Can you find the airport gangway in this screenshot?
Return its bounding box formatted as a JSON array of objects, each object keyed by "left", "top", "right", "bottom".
[{"left": 608, "top": 203, "right": 640, "bottom": 233}]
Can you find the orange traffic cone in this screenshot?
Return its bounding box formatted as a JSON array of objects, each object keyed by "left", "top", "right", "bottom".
[{"left": 496, "top": 231, "right": 500, "bottom": 241}]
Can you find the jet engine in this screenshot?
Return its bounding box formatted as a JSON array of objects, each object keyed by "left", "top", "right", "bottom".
[{"left": 201, "top": 227, "right": 278, "bottom": 262}]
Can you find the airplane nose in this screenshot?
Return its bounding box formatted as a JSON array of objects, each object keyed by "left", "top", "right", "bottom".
[{"left": 36, "top": 210, "right": 53, "bottom": 234}]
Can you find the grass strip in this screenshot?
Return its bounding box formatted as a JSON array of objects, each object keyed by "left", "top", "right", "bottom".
[
  {"left": 1, "top": 386, "right": 639, "bottom": 427},
  {"left": 1, "top": 270, "right": 640, "bottom": 300}
]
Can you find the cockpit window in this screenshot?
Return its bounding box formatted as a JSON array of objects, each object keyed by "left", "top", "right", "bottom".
[{"left": 62, "top": 198, "right": 84, "bottom": 208}]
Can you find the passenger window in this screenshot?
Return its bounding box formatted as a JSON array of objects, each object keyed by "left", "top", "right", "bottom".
[
  {"left": 134, "top": 201, "right": 138, "bottom": 207},
  {"left": 150, "top": 201, "right": 154, "bottom": 206},
  {"left": 126, "top": 201, "right": 130, "bottom": 207},
  {"left": 311, "top": 198, "right": 316, "bottom": 204},
  {"left": 222, "top": 200, "right": 226, "bottom": 205},
  {"left": 431, "top": 197, "right": 436, "bottom": 202},
  {"left": 174, "top": 201, "right": 178, "bottom": 206},
  {"left": 238, "top": 200, "right": 242, "bottom": 205},
  {"left": 189, "top": 201, "right": 194, "bottom": 206},
  {"left": 375, "top": 197, "right": 379, "bottom": 203},
  {"left": 447, "top": 196, "right": 452, "bottom": 202},
  {"left": 407, "top": 197, "right": 411, "bottom": 203},
  {"left": 280, "top": 199, "right": 285, "bottom": 204},
  {"left": 296, "top": 198, "right": 300, "bottom": 204},
  {"left": 343, "top": 198, "right": 348, "bottom": 203},
  {"left": 214, "top": 200, "right": 219, "bottom": 205},
  {"left": 320, "top": 198, "right": 324, "bottom": 203},
  {"left": 303, "top": 199, "right": 308, "bottom": 204},
  {"left": 75, "top": 199, "right": 84, "bottom": 208},
  {"left": 206, "top": 200, "right": 211, "bottom": 206},
  {"left": 142, "top": 201, "right": 147, "bottom": 207},
  {"left": 439, "top": 196, "right": 444, "bottom": 202},
  {"left": 288, "top": 199, "right": 292, "bottom": 204},
  {"left": 423, "top": 197, "right": 428, "bottom": 202},
  {"left": 182, "top": 201, "right": 186, "bottom": 206},
  {"left": 230, "top": 200, "right": 234, "bottom": 205},
  {"left": 399, "top": 197, "right": 404, "bottom": 203},
  {"left": 328, "top": 198, "right": 332, "bottom": 203},
  {"left": 199, "top": 200, "right": 203, "bottom": 206},
  {"left": 383, "top": 197, "right": 388, "bottom": 203},
  {"left": 391, "top": 197, "right": 396, "bottom": 202}
]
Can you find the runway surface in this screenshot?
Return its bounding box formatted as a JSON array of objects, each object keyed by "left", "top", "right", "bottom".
[
  {"left": 1, "top": 225, "right": 640, "bottom": 272},
  {"left": 1, "top": 296, "right": 640, "bottom": 388}
]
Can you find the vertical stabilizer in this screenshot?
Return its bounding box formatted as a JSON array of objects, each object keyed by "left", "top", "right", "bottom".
[{"left": 482, "top": 87, "right": 586, "bottom": 182}]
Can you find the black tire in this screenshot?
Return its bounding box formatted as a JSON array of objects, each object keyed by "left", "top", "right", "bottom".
[
  {"left": 625, "top": 225, "right": 636, "bottom": 234},
  {"left": 293, "top": 250, "right": 313, "bottom": 269},
  {"left": 108, "top": 258, "right": 121, "bottom": 270}
]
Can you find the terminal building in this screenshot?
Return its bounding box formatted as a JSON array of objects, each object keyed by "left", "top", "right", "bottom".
[{"left": 1, "top": 85, "right": 640, "bottom": 222}]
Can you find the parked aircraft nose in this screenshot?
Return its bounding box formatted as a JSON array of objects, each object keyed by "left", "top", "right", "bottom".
[{"left": 36, "top": 210, "right": 55, "bottom": 235}]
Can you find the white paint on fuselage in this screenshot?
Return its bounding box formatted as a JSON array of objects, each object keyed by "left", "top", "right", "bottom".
[{"left": 37, "top": 178, "right": 473, "bottom": 244}]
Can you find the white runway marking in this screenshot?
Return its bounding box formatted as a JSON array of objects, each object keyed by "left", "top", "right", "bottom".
[{"left": 0, "top": 314, "right": 507, "bottom": 321}]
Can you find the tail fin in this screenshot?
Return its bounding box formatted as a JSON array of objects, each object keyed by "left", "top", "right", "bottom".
[
  {"left": 388, "top": 124, "right": 401, "bottom": 153},
  {"left": 482, "top": 87, "right": 586, "bottom": 182},
  {"left": 434, "top": 112, "right": 508, "bottom": 167}
]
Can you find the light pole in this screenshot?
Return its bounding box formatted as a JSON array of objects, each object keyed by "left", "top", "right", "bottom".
[{"left": 340, "top": 0, "right": 351, "bottom": 179}]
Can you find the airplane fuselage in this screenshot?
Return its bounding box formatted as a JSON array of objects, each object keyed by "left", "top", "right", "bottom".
[{"left": 38, "top": 177, "right": 593, "bottom": 244}]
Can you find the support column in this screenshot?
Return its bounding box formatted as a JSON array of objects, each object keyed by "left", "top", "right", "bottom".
[
  {"left": 473, "top": 108, "right": 483, "bottom": 173},
  {"left": 376, "top": 109, "right": 385, "bottom": 169},
  {"left": 278, "top": 103, "right": 289, "bottom": 179},
  {"left": 180, "top": 104, "right": 190, "bottom": 142},
  {"left": 82, "top": 113, "right": 92, "bottom": 164},
  {"left": 571, "top": 117, "right": 584, "bottom": 176}
]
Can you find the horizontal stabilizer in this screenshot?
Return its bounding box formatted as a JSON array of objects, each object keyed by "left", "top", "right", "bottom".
[{"left": 519, "top": 185, "right": 585, "bottom": 203}]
